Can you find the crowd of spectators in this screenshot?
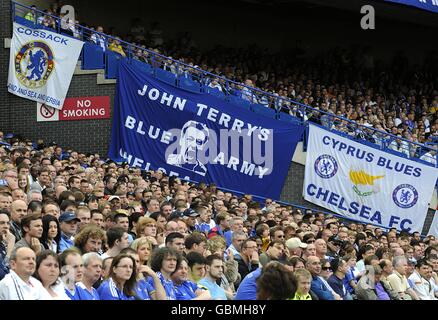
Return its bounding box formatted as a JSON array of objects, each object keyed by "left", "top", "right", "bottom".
[
  {"left": 21, "top": 3, "right": 438, "bottom": 164},
  {"left": 0, "top": 133, "right": 437, "bottom": 300}
]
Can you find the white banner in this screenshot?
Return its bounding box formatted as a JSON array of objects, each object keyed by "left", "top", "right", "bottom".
[
  {"left": 429, "top": 209, "right": 438, "bottom": 237},
  {"left": 7, "top": 23, "right": 84, "bottom": 109},
  {"left": 303, "top": 124, "right": 438, "bottom": 233}
]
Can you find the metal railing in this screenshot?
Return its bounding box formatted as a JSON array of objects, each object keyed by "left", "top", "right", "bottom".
[{"left": 11, "top": 1, "right": 438, "bottom": 168}]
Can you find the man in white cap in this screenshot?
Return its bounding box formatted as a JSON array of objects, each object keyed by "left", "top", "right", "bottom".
[{"left": 286, "top": 237, "right": 307, "bottom": 257}]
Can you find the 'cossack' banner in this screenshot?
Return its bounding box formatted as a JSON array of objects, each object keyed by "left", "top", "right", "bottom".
[{"left": 7, "top": 23, "right": 84, "bottom": 109}]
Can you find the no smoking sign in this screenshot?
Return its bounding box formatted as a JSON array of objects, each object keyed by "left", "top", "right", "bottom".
[{"left": 37, "top": 103, "right": 59, "bottom": 122}]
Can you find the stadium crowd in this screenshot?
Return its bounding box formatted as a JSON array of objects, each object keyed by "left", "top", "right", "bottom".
[
  {"left": 22, "top": 3, "right": 438, "bottom": 164},
  {"left": 0, "top": 132, "right": 437, "bottom": 300},
  {"left": 2, "top": 3, "right": 437, "bottom": 301}
]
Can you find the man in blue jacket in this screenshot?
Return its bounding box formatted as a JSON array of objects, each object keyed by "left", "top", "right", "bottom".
[{"left": 306, "top": 256, "right": 339, "bottom": 300}]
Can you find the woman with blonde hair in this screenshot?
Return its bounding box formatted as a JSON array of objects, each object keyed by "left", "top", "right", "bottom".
[
  {"left": 18, "top": 173, "right": 29, "bottom": 194},
  {"left": 136, "top": 217, "right": 158, "bottom": 246},
  {"left": 130, "top": 237, "right": 153, "bottom": 266}
]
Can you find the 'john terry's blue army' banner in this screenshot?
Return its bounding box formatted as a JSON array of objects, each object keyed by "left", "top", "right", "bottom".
[
  {"left": 384, "top": 0, "right": 438, "bottom": 14},
  {"left": 304, "top": 124, "right": 438, "bottom": 233},
  {"left": 8, "top": 23, "right": 84, "bottom": 109},
  {"left": 109, "top": 60, "right": 304, "bottom": 199}
]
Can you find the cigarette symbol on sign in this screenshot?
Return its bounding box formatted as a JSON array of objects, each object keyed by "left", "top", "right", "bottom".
[{"left": 40, "top": 104, "right": 56, "bottom": 118}]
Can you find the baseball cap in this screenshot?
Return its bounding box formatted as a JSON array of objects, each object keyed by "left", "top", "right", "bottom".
[
  {"left": 183, "top": 208, "right": 199, "bottom": 218},
  {"left": 328, "top": 236, "right": 343, "bottom": 246},
  {"left": 286, "top": 237, "right": 307, "bottom": 250},
  {"left": 59, "top": 211, "right": 80, "bottom": 223},
  {"left": 108, "top": 195, "right": 121, "bottom": 202}
]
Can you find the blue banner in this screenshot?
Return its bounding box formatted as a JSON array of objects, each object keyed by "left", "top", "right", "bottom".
[
  {"left": 108, "top": 60, "right": 305, "bottom": 199},
  {"left": 385, "top": 0, "right": 438, "bottom": 13}
]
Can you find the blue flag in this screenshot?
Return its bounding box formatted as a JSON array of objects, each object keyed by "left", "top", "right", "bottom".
[
  {"left": 384, "top": 0, "right": 438, "bottom": 14},
  {"left": 108, "top": 60, "right": 305, "bottom": 199}
]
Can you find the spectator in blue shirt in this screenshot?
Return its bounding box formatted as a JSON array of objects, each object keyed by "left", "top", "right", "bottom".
[
  {"left": 199, "top": 254, "right": 232, "bottom": 300},
  {"left": 235, "top": 267, "right": 262, "bottom": 300},
  {"left": 59, "top": 247, "right": 84, "bottom": 300},
  {"left": 343, "top": 254, "right": 359, "bottom": 295},
  {"left": 328, "top": 257, "right": 353, "bottom": 300},
  {"left": 306, "top": 256, "right": 337, "bottom": 300},
  {"left": 149, "top": 247, "right": 179, "bottom": 300},
  {"left": 171, "top": 257, "right": 211, "bottom": 300},
  {"left": 97, "top": 254, "right": 138, "bottom": 300},
  {"left": 120, "top": 247, "right": 167, "bottom": 300},
  {"left": 58, "top": 212, "right": 80, "bottom": 253},
  {"left": 75, "top": 252, "right": 102, "bottom": 300}
]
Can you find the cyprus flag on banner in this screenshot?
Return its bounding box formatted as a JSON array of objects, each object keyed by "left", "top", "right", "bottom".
[{"left": 7, "top": 22, "right": 84, "bottom": 109}]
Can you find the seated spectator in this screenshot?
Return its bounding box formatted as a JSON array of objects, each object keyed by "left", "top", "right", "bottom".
[
  {"left": 91, "top": 26, "right": 107, "bottom": 51},
  {"left": 108, "top": 38, "right": 126, "bottom": 57},
  {"left": 259, "top": 240, "right": 286, "bottom": 267},
  {"left": 408, "top": 259, "right": 436, "bottom": 300},
  {"left": 34, "top": 250, "right": 70, "bottom": 300},
  {"left": 73, "top": 224, "right": 106, "bottom": 255},
  {"left": 101, "top": 227, "right": 129, "bottom": 259},
  {"left": 149, "top": 247, "right": 179, "bottom": 300},
  {"left": 121, "top": 247, "right": 166, "bottom": 300},
  {"left": 355, "top": 265, "right": 391, "bottom": 300},
  {"left": 185, "top": 232, "right": 207, "bottom": 256},
  {"left": 13, "top": 213, "right": 44, "bottom": 255},
  {"left": 306, "top": 256, "right": 338, "bottom": 300},
  {"left": 165, "top": 232, "right": 185, "bottom": 255},
  {"left": 24, "top": 5, "right": 36, "bottom": 22},
  {"left": 59, "top": 212, "right": 80, "bottom": 253},
  {"left": 198, "top": 254, "right": 233, "bottom": 300},
  {"left": 237, "top": 239, "right": 260, "bottom": 281},
  {"left": 387, "top": 256, "right": 419, "bottom": 300},
  {"left": 97, "top": 254, "right": 137, "bottom": 300},
  {"left": 171, "top": 257, "right": 211, "bottom": 300},
  {"left": 291, "top": 268, "right": 313, "bottom": 300},
  {"left": 40, "top": 215, "right": 60, "bottom": 253},
  {"left": 0, "top": 210, "right": 14, "bottom": 280},
  {"left": 0, "top": 247, "right": 46, "bottom": 299},
  {"left": 75, "top": 252, "right": 102, "bottom": 300},
  {"left": 328, "top": 257, "right": 353, "bottom": 300},
  {"left": 59, "top": 247, "right": 84, "bottom": 299},
  {"left": 256, "top": 261, "right": 295, "bottom": 300}
]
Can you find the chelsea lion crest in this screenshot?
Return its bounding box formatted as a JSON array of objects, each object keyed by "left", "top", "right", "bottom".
[
  {"left": 314, "top": 155, "right": 338, "bottom": 179},
  {"left": 392, "top": 184, "right": 418, "bottom": 209},
  {"left": 15, "top": 41, "right": 54, "bottom": 88}
]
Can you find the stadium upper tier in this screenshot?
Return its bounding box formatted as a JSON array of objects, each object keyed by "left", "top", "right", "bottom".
[{"left": 10, "top": 1, "right": 438, "bottom": 168}]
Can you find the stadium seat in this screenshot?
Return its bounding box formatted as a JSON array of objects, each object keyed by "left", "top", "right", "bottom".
[
  {"left": 82, "top": 42, "right": 105, "bottom": 70},
  {"left": 155, "top": 68, "right": 177, "bottom": 86},
  {"left": 105, "top": 50, "right": 122, "bottom": 79},
  {"left": 130, "top": 59, "right": 154, "bottom": 76},
  {"left": 252, "top": 104, "right": 277, "bottom": 119},
  {"left": 178, "top": 76, "right": 202, "bottom": 93},
  {"left": 15, "top": 16, "right": 36, "bottom": 28},
  {"left": 206, "top": 87, "right": 225, "bottom": 99},
  {"left": 228, "top": 96, "right": 251, "bottom": 110},
  {"left": 277, "top": 112, "right": 301, "bottom": 125}
]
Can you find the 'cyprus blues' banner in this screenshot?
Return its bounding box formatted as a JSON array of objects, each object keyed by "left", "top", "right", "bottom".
[
  {"left": 109, "top": 60, "right": 304, "bottom": 199},
  {"left": 304, "top": 124, "right": 438, "bottom": 233},
  {"left": 384, "top": 0, "right": 438, "bottom": 13},
  {"left": 8, "top": 23, "right": 84, "bottom": 109}
]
